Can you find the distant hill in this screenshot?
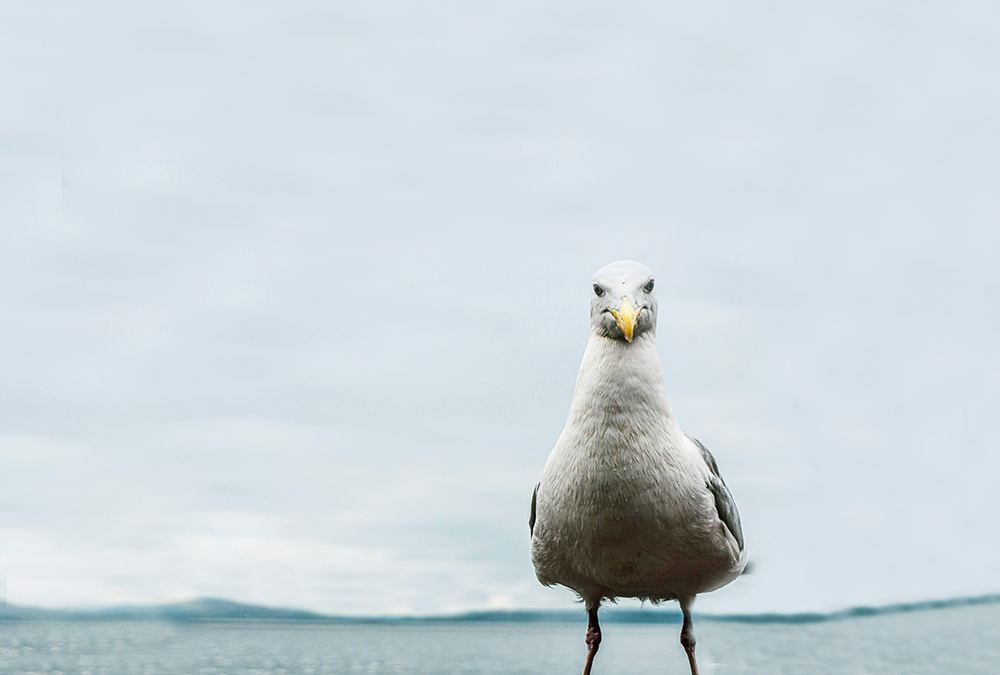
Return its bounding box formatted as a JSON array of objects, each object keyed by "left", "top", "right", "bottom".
[
  {"left": 0, "top": 598, "right": 334, "bottom": 622},
  {"left": 2, "top": 593, "right": 999, "bottom": 624}
]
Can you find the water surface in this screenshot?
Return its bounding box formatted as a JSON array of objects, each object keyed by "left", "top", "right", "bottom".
[{"left": 2, "top": 602, "right": 997, "bottom": 674}]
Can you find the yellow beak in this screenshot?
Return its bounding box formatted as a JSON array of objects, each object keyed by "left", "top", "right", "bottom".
[{"left": 609, "top": 297, "right": 642, "bottom": 342}]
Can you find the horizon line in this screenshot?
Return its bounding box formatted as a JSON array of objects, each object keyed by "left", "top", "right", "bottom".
[{"left": 2, "top": 592, "right": 999, "bottom": 624}]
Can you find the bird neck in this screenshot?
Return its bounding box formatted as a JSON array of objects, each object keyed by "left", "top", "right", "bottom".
[{"left": 568, "top": 331, "right": 677, "bottom": 428}]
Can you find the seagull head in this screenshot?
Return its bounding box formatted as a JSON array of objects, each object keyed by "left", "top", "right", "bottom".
[{"left": 590, "top": 260, "right": 658, "bottom": 343}]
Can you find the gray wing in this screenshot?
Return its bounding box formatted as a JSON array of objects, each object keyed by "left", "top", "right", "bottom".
[
  {"left": 687, "top": 435, "right": 744, "bottom": 551},
  {"left": 529, "top": 483, "right": 538, "bottom": 536}
]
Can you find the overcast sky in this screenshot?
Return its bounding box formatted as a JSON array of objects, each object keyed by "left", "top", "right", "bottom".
[{"left": 2, "top": 1, "right": 1000, "bottom": 616}]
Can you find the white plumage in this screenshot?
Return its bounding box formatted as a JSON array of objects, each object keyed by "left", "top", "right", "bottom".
[{"left": 530, "top": 261, "right": 746, "bottom": 675}]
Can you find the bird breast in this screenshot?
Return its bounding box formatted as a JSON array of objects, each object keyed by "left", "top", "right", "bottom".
[{"left": 545, "top": 409, "right": 709, "bottom": 532}]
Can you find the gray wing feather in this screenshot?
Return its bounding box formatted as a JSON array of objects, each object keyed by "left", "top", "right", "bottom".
[
  {"left": 529, "top": 483, "right": 538, "bottom": 536},
  {"left": 687, "top": 435, "right": 744, "bottom": 551}
]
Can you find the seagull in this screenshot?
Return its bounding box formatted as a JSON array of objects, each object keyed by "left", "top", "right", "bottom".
[{"left": 530, "top": 261, "right": 746, "bottom": 675}]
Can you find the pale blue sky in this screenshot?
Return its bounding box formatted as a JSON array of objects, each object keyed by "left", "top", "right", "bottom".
[{"left": 2, "top": 1, "right": 999, "bottom": 615}]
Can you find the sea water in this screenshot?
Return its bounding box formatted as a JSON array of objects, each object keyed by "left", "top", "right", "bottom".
[{"left": 1, "top": 602, "right": 998, "bottom": 675}]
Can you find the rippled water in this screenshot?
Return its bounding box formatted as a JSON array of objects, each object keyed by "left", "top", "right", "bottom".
[{"left": 2, "top": 603, "right": 998, "bottom": 674}]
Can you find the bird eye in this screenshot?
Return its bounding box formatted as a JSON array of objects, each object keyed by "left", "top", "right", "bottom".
[
  {"left": 643, "top": 279, "right": 655, "bottom": 293},
  {"left": 593, "top": 284, "right": 605, "bottom": 297}
]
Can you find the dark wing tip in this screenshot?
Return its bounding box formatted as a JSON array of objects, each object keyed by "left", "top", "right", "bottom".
[{"left": 529, "top": 483, "right": 538, "bottom": 536}]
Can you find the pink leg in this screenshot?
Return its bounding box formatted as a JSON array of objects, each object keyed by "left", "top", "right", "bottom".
[
  {"left": 679, "top": 597, "right": 699, "bottom": 675},
  {"left": 582, "top": 607, "right": 602, "bottom": 675}
]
